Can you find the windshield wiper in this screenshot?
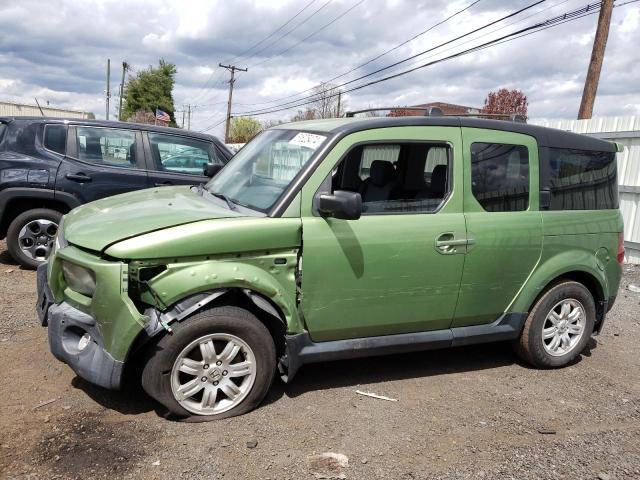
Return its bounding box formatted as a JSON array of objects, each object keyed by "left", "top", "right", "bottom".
[{"left": 210, "top": 192, "right": 237, "bottom": 211}]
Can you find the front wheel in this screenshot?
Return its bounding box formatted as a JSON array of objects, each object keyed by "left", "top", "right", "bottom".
[
  {"left": 515, "top": 280, "right": 595, "bottom": 368},
  {"left": 6, "top": 208, "right": 62, "bottom": 269},
  {"left": 142, "top": 306, "right": 276, "bottom": 420}
]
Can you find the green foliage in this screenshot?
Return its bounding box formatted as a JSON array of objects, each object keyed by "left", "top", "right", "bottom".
[
  {"left": 229, "top": 117, "right": 263, "bottom": 143},
  {"left": 123, "top": 60, "right": 178, "bottom": 126}
]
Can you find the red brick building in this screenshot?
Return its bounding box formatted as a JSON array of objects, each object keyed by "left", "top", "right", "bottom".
[{"left": 390, "top": 101, "right": 480, "bottom": 116}]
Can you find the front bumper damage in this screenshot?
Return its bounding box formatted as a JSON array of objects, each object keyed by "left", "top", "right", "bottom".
[{"left": 37, "top": 245, "right": 147, "bottom": 391}]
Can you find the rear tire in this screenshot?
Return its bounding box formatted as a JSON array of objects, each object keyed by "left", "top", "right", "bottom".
[
  {"left": 142, "top": 306, "right": 276, "bottom": 420},
  {"left": 515, "top": 281, "right": 595, "bottom": 368},
  {"left": 6, "top": 208, "right": 62, "bottom": 269}
]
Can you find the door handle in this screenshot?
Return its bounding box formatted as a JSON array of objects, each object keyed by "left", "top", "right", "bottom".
[
  {"left": 65, "top": 173, "right": 92, "bottom": 182},
  {"left": 154, "top": 181, "right": 173, "bottom": 187},
  {"left": 435, "top": 233, "right": 469, "bottom": 254}
]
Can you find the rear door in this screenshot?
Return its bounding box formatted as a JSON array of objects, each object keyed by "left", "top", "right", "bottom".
[
  {"left": 56, "top": 125, "right": 147, "bottom": 203},
  {"left": 452, "top": 128, "right": 543, "bottom": 327},
  {"left": 143, "top": 132, "right": 227, "bottom": 187}
]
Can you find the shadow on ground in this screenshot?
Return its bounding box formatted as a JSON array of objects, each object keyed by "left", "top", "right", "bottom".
[{"left": 69, "top": 339, "right": 598, "bottom": 418}]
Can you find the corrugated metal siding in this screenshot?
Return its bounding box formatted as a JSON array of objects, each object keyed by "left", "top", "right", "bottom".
[
  {"left": 0, "top": 102, "right": 93, "bottom": 119},
  {"left": 536, "top": 116, "right": 640, "bottom": 263}
]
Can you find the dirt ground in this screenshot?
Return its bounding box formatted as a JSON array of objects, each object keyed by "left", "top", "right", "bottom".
[{"left": 0, "top": 240, "right": 639, "bottom": 480}]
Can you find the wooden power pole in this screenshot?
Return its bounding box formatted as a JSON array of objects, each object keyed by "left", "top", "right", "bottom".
[
  {"left": 219, "top": 63, "right": 247, "bottom": 143},
  {"left": 578, "top": 0, "right": 614, "bottom": 120},
  {"left": 105, "top": 58, "right": 111, "bottom": 120},
  {"left": 118, "top": 61, "right": 128, "bottom": 121}
]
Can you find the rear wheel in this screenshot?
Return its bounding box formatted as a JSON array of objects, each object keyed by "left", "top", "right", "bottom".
[
  {"left": 6, "top": 208, "right": 62, "bottom": 269},
  {"left": 515, "top": 281, "right": 595, "bottom": 368},
  {"left": 142, "top": 306, "right": 276, "bottom": 420}
]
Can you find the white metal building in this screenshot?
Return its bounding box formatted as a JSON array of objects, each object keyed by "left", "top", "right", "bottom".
[
  {"left": 0, "top": 101, "right": 94, "bottom": 119},
  {"left": 536, "top": 116, "right": 640, "bottom": 263}
]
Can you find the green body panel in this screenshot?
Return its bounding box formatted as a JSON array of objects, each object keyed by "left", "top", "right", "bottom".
[
  {"left": 64, "top": 186, "right": 242, "bottom": 252},
  {"left": 47, "top": 245, "right": 146, "bottom": 361},
  {"left": 105, "top": 217, "right": 301, "bottom": 259},
  {"left": 141, "top": 249, "right": 301, "bottom": 332},
  {"left": 299, "top": 127, "right": 466, "bottom": 341},
  {"left": 453, "top": 128, "right": 542, "bottom": 326}
]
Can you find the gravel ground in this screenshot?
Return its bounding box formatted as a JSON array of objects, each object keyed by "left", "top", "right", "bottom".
[{"left": 0, "top": 239, "right": 639, "bottom": 479}]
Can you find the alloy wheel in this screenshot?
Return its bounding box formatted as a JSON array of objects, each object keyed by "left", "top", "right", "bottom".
[
  {"left": 18, "top": 219, "right": 58, "bottom": 261},
  {"left": 542, "top": 299, "right": 586, "bottom": 357}
]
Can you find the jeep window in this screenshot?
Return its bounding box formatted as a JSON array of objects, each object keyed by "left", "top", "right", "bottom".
[
  {"left": 0, "top": 122, "right": 7, "bottom": 146},
  {"left": 206, "top": 129, "right": 327, "bottom": 212},
  {"left": 44, "top": 125, "right": 67, "bottom": 155},
  {"left": 548, "top": 148, "right": 618, "bottom": 210},
  {"left": 149, "top": 133, "right": 223, "bottom": 175},
  {"left": 471, "top": 142, "right": 529, "bottom": 212},
  {"left": 331, "top": 142, "right": 451, "bottom": 214},
  {"left": 76, "top": 127, "right": 137, "bottom": 168}
]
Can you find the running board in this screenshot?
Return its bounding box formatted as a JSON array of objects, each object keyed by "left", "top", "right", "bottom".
[{"left": 279, "top": 313, "right": 526, "bottom": 382}]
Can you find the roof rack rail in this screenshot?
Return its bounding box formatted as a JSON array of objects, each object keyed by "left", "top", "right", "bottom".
[{"left": 344, "top": 107, "right": 526, "bottom": 123}]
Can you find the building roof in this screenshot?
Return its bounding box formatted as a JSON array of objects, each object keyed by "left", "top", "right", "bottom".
[{"left": 396, "top": 102, "right": 480, "bottom": 116}]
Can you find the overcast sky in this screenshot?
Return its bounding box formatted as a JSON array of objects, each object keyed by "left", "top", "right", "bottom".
[{"left": 0, "top": 0, "right": 638, "bottom": 137}]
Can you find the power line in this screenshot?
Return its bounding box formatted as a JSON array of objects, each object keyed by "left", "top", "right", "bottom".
[
  {"left": 238, "top": 0, "right": 485, "bottom": 108},
  {"left": 233, "top": 1, "right": 611, "bottom": 118},
  {"left": 235, "top": 0, "right": 548, "bottom": 116},
  {"left": 223, "top": 0, "right": 319, "bottom": 64},
  {"left": 247, "top": 0, "right": 366, "bottom": 69}
]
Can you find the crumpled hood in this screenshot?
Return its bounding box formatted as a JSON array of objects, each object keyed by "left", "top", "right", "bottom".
[{"left": 63, "top": 186, "right": 242, "bottom": 252}]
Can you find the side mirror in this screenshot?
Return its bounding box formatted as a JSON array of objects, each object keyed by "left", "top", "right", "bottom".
[
  {"left": 318, "top": 190, "right": 362, "bottom": 220},
  {"left": 203, "top": 163, "right": 223, "bottom": 177}
]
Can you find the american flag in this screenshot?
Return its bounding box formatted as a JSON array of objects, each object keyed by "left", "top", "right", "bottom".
[{"left": 155, "top": 109, "right": 170, "bottom": 123}]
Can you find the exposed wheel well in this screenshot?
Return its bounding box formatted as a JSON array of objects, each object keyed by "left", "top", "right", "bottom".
[{"left": 0, "top": 198, "right": 70, "bottom": 238}]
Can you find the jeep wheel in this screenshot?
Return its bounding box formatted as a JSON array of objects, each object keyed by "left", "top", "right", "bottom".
[
  {"left": 142, "top": 306, "right": 276, "bottom": 420},
  {"left": 7, "top": 208, "right": 62, "bottom": 269},
  {"left": 515, "top": 280, "right": 595, "bottom": 368}
]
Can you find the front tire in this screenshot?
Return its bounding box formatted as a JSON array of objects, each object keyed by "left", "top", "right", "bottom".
[
  {"left": 6, "top": 208, "right": 62, "bottom": 269},
  {"left": 142, "top": 306, "right": 276, "bottom": 420},
  {"left": 515, "top": 281, "right": 595, "bottom": 368}
]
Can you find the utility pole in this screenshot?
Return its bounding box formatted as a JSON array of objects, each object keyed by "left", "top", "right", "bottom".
[
  {"left": 105, "top": 58, "right": 111, "bottom": 120},
  {"left": 118, "top": 61, "right": 128, "bottom": 121},
  {"left": 336, "top": 91, "right": 342, "bottom": 118},
  {"left": 578, "top": 0, "right": 614, "bottom": 120},
  {"left": 219, "top": 63, "right": 247, "bottom": 143},
  {"left": 181, "top": 107, "right": 186, "bottom": 128},
  {"left": 187, "top": 104, "right": 192, "bottom": 130}
]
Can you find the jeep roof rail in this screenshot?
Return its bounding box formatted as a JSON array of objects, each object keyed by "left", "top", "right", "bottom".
[{"left": 344, "top": 107, "right": 526, "bottom": 123}]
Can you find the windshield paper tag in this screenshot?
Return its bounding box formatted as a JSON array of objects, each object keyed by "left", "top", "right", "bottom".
[{"left": 289, "top": 132, "right": 326, "bottom": 150}]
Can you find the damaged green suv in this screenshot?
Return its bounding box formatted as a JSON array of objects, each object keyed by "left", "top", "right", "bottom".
[{"left": 38, "top": 116, "right": 624, "bottom": 419}]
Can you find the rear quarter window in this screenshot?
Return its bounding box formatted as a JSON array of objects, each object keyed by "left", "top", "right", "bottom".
[
  {"left": 44, "top": 124, "right": 67, "bottom": 155},
  {"left": 548, "top": 148, "right": 618, "bottom": 210}
]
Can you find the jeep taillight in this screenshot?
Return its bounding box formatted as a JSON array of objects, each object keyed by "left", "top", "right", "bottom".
[{"left": 617, "top": 232, "right": 625, "bottom": 265}]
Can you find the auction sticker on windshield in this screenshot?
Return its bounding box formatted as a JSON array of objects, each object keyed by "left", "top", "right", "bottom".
[{"left": 289, "top": 132, "right": 326, "bottom": 150}]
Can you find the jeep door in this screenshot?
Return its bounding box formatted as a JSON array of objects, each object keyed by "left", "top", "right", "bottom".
[
  {"left": 56, "top": 125, "right": 147, "bottom": 203},
  {"left": 451, "top": 128, "right": 543, "bottom": 327},
  {"left": 300, "top": 127, "right": 467, "bottom": 342},
  {"left": 143, "top": 132, "right": 227, "bottom": 187}
]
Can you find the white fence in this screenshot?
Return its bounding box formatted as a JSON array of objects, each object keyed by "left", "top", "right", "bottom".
[{"left": 536, "top": 116, "right": 640, "bottom": 264}]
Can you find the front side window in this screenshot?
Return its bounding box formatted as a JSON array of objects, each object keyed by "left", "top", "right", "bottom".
[
  {"left": 471, "top": 142, "right": 529, "bottom": 212},
  {"left": 44, "top": 125, "right": 67, "bottom": 155},
  {"left": 329, "top": 142, "right": 451, "bottom": 214},
  {"left": 206, "top": 129, "right": 327, "bottom": 213},
  {"left": 548, "top": 148, "right": 617, "bottom": 210},
  {"left": 76, "top": 127, "right": 137, "bottom": 168},
  {"left": 149, "top": 133, "right": 221, "bottom": 175}
]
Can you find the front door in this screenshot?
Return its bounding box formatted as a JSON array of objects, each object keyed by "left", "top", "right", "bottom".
[
  {"left": 300, "top": 127, "right": 467, "bottom": 342},
  {"left": 56, "top": 125, "right": 148, "bottom": 203},
  {"left": 143, "top": 132, "right": 226, "bottom": 187},
  {"left": 452, "top": 128, "right": 543, "bottom": 327}
]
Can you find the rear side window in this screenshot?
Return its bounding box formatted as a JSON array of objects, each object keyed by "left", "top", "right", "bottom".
[
  {"left": 44, "top": 125, "right": 67, "bottom": 155},
  {"left": 149, "top": 133, "right": 222, "bottom": 175},
  {"left": 548, "top": 148, "right": 618, "bottom": 210},
  {"left": 471, "top": 143, "right": 529, "bottom": 212},
  {"left": 76, "top": 127, "right": 137, "bottom": 168}
]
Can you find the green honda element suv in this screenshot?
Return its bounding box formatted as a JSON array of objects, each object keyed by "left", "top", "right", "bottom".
[{"left": 37, "top": 115, "right": 624, "bottom": 420}]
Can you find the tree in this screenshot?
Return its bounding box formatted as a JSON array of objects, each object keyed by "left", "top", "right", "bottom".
[
  {"left": 228, "top": 116, "right": 262, "bottom": 143},
  {"left": 480, "top": 88, "right": 528, "bottom": 120},
  {"left": 289, "top": 83, "right": 345, "bottom": 122},
  {"left": 290, "top": 107, "right": 317, "bottom": 122},
  {"left": 123, "top": 59, "right": 178, "bottom": 126}
]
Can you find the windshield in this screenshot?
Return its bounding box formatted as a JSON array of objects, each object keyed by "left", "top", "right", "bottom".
[{"left": 205, "top": 129, "right": 328, "bottom": 213}]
